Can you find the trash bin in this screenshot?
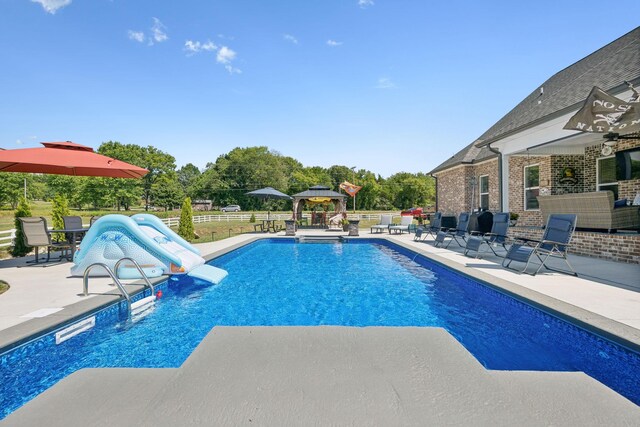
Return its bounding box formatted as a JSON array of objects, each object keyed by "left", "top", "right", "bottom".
[{"left": 348, "top": 220, "right": 360, "bottom": 236}]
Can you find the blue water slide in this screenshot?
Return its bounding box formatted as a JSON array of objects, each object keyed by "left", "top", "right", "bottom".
[
  {"left": 72, "top": 215, "right": 182, "bottom": 267},
  {"left": 130, "top": 214, "right": 200, "bottom": 256}
]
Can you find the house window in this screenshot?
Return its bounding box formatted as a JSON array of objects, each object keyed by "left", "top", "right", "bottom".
[
  {"left": 524, "top": 164, "right": 539, "bottom": 210},
  {"left": 479, "top": 175, "right": 489, "bottom": 210},
  {"left": 597, "top": 156, "right": 618, "bottom": 199}
]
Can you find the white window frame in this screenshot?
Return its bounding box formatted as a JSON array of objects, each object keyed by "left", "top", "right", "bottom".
[
  {"left": 478, "top": 174, "right": 489, "bottom": 210},
  {"left": 523, "top": 164, "right": 540, "bottom": 211},
  {"left": 596, "top": 155, "right": 618, "bottom": 197}
]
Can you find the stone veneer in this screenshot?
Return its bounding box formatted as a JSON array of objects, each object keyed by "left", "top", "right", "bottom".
[{"left": 508, "top": 227, "right": 640, "bottom": 264}]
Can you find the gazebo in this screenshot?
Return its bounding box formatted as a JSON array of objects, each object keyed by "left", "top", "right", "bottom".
[{"left": 292, "top": 185, "right": 347, "bottom": 227}]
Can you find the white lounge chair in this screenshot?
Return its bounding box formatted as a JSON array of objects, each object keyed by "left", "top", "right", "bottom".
[
  {"left": 371, "top": 214, "right": 392, "bottom": 233},
  {"left": 388, "top": 216, "right": 414, "bottom": 234}
]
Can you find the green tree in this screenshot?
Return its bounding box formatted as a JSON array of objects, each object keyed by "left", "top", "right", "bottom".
[
  {"left": 11, "top": 196, "right": 32, "bottom": 257},
  {"left": 152, "top": 174, "right": 184, "bottom": 211},
  {"left": 50, "top": 194, "right": 70, "bottom": 242},
  {"left": 178, "top": 197, "right": 194, "bottom": 240},
  {"left": 177, "top": 163, "right": 201, "bottom": 198},
  {"left": 0, "top": 173, "right": 30, "bottom": 209}
]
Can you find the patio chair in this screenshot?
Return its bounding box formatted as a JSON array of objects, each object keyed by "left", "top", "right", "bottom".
[
  {"left": 89, "top": 215, "right": 101, "bottom": 226},
  {"left": 18, "top": 217, "right": 71, "bottom": 264},
  {"left": 502, "top": 214, "right": 578, "bottom": 276},
  {"left": 62, "top": 215, "right": 85, "bottom": 244},
  {"left": 421, "top": 212, "right": 442, "bottom": 240},
  {"left": 464, "top": 212, "right": 510, "bottom": 258},
  {"left": 434, "top": 212, "right": 470, "bottom": 248},
  {"left": 388, "top": 216, "right": 413, "bottom": 234},
  {"left": 371, "top": 214, "right": 392, "bottom": 234}
]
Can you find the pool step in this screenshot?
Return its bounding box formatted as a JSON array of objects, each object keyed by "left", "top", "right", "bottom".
[
  {"left": 295, "top": 236, "right": 346, "bottom": 243},
  {"left": 55, "top": 317, "right": 95, "bottom": 345}
]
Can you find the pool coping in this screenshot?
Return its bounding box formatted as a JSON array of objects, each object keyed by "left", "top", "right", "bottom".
[{"left": 1, "top": 233, "right": 639, "bottom": 355}]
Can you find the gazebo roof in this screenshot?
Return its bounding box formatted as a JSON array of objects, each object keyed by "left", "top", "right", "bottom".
[{"left": 292, "top": 187, "right": 346, "bottom": 199}]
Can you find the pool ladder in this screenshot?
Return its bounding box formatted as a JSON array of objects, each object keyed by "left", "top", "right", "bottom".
[{"left": 83, "top": 257, "right": 156, "bottom": 318}]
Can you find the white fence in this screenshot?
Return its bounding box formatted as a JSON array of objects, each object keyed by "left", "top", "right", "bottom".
[
  {"left": 0, "top": 229, "right": 15, "bottom": 248},
  {"left": 0, "top": 213, "right": 388, "bottom": 247}
]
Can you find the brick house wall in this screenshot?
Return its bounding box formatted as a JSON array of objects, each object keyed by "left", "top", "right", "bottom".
[{"left": 434, "top": 159, "right": 498, "bottom": 216}]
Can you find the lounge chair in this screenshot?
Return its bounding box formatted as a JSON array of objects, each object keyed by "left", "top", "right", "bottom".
[
  {"left": 371, "top": 214, "right": 392, "bottom": 234},
  {"left": 434, "top": 212, "right": 470, "bottom": 248},
  {"left": 502, "top": 214, "right": 577, "bottom": 276},
  {"left": 388, "top": 216, "right": 413, "bottom": 234},
  {"left": 464, "top": 212, "right": 510, "bottom": 258},
  {"left": 18, "top": 217, "right": 71, "bottom": 264},
  {"left": 421, "top": 212, "right": 442, "bottom": 240}
]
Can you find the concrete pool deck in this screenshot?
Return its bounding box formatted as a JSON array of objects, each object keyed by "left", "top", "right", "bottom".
[{"left": 1, "top": 230, "right": 640, "bottom": 424}]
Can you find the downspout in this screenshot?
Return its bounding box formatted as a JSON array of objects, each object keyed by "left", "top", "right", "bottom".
[
  {"left": 487, "top": 144, "right": 504, "bottom": 212},
  {"left": 433, "top": 175, "right": 438, "bottom": 212}
]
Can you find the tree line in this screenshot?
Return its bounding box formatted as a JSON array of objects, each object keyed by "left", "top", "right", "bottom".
[{"left": 0, "top": 142, "right": 435, "bottom": 212}]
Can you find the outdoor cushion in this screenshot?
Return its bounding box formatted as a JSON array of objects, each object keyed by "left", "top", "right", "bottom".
[{"left": 614, "top": 199, "right": 627, "bottom": 208}]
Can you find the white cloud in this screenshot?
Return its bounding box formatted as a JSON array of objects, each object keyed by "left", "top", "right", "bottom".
[
  {"left": 151, "top": 17, "right": 168, "bottom": 43},
  {"left": 184, "top": 40, "right": 217, "bottom": 54},
  {"left": 16, "top": 139, "right": 23, "bottom": 145},
  {"left": 327, "top": 40, "right": 343, "bottom": 47},
  {"left": 216, "top": 46, "right": 241, "bottom": 74},
  {"left": 375, "top": 77, "right": 396, "bottom": 89},
  {"left": 128, "top": 18, "right": 168, "bottom": 46},
  {"left": 216, "top": 46, "right": 236, "bottom": 64},
  {"left": 31, "top": 0, "right": 72, "bottom": 14},
  {"left": 186, "top": 40, "right": 241, "bottom": 74},
  {"left": 128, "top": 30, "right": 145, "bottom": 43},
  {"left": 358, "top": 0, "right": 374, "bottom": 8},
  {"left": 283, "top": 34, "right": 299, "bottom": 44}
]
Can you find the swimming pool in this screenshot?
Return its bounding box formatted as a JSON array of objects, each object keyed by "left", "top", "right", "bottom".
[{"left": 1, "top": 238, "right": 639, "bottom": 418}]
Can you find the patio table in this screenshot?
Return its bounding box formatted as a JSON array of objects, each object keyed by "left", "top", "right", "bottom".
[{"left": 50, "top": 227, "right": 89, "bottom": 260}]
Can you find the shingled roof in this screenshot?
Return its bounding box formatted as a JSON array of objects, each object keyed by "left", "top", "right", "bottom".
[
  {"left": 429, "top": 140, "right": 498, "bottom": 175},
  {"left": 477, "top": 26, "right": 640, "bottom": 146},
  {"left": 430, "top": 26, "right": 640, "bottom": 174}
]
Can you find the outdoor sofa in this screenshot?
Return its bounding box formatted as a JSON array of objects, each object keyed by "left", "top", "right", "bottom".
[{"left": 537, "top": 191, "right": 639, "bottom": 233}]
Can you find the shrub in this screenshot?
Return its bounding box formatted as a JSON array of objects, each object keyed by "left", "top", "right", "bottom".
[
  {"left": 51, "top": 194, "right": 70, "bottom": 242},
  {"left": 249, "top": 213, "right": 256, "bottom": 223},
  {"left": 178, "top": 197, "right": 195, "bottom": 241},
  {"left": 11, "top": 196, "right": 32, "bottom": 257}
]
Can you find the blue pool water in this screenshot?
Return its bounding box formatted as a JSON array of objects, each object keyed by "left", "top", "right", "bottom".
[{"left": 1, "top": 239, "right": 639, "bottom": 418}]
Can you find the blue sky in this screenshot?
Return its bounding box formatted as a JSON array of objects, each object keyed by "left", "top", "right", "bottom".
[{"left": 1, "top": 1, "right": 638, "bottom": 178}]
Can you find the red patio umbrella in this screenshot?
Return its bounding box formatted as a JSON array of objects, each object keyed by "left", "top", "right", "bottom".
[{"left": 0, "top": 141, "right": 148, "bottom": 178}]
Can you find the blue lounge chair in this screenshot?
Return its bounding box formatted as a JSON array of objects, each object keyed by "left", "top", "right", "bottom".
[
  {"left": 420, "top": 212, "right": 442, "bottom": 240},
  {"left": 464, "top": 212, "right": 509, "bottom": 258},
  {"left": 434, "top": 212, "right": 470, "bottom": 248},
  {"left": 502, "top": 214, "right": 577, "bottom": 276}
]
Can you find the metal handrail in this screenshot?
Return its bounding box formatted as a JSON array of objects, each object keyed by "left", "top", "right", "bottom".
[
  {"left": 113, "top": 257, "right": 155, "bottom": 295},
  {"left": 83, "top": 263, "right": 132, "bottom": 315}
]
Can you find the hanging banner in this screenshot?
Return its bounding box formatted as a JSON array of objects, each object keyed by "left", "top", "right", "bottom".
[
  {"left": 563, "top": 86, "right": 640, "bottom": 134},
  {"left": 339, "top": 181, "right": 362, "bottom": 197}
]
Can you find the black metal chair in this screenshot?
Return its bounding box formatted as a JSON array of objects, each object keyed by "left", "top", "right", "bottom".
[
  {"left": 62, "top": 215, "right": 85, "bottom": 244},
  {"left": 19, "top": 217, "right": 71, "bottom": 263}
]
